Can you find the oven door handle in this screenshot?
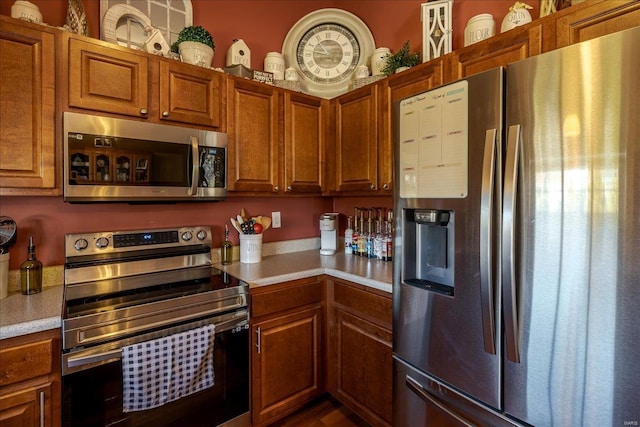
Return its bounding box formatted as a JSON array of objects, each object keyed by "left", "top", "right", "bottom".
[{"left": 67, "top": 348, "right": 122, "bottom": 368}]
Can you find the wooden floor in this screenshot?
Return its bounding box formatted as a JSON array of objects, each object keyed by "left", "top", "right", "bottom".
[{"left": 268, "top": 395, "right": 371, "bottom": 427}]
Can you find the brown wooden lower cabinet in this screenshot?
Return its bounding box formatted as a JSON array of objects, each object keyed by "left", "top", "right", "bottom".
[
  {"left": 0, "top": 329, "right": 61, "bottom": 427},
  {"left": 250, "top": 277, "right": 325, "bottom": 426},
  {"left": 327, "top": 278, "right": 393, "bottom": 427}
]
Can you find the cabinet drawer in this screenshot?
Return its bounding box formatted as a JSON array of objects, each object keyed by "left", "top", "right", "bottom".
[
  {"left": 0, "top": 339, "right": 52, "bottom": 386},
  {"left": 332, "top": 280, "right": 392, "bottom": 326},
  {"left": 251, "top": 277, "right": 323, "bottom": 318}
]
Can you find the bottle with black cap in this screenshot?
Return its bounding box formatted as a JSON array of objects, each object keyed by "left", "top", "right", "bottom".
[{"left": 21, "top": 236, "right": 42, "bottom": 295}]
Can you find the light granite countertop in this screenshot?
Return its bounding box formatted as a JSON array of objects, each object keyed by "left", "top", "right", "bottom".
[
  {"left": 215, "top": 249, "right": 392, "bottom": 293},
  {"left": 0, "top": 248, "right": 392, "bottom": 340}
]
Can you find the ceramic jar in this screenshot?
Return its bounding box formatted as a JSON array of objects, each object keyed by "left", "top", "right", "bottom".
[
  {"left": 501, "top": 6, "right": 532, "bottom": 32},
  {"left": 371, "top": 47, "right": 391, "bottom": 76},
  {"left": 464, "top": 14, "right": 495, "bottom": 46},
  {"left": 11, "top": 0, "right": 42, "bottom": 23},
  {"left": 264, "top": 52, "right": 285, "bottom": 80}
]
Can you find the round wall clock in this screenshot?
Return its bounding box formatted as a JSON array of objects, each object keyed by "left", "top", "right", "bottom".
[{"left": 282, "top": 9, "right": 376, "bottom": 98}]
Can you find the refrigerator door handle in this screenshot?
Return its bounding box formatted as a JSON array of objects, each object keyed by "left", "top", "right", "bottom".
[
  {"left": 405, "top": 375, "right": 475, "bottom": 427},
  {"left": 503, "top": 124, "right": 521, "bottom": 363},
  {"left": 480, "top": 128, "right": 497, "bottom": 355}
]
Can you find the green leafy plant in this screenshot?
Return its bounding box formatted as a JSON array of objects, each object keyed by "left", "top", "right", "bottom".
[
  {"left": 171, "top": 26, "right": 215, "bottom": 53},
  {"left": 381, "top": 40, "right": 421, "bottom": 76}
]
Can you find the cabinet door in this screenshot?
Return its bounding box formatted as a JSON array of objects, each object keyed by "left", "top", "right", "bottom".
[
  {"left": 0, "top": 383, "right": 53, "bottom": 427},
  {"left": 227, "top": 78, "right": 280, "bottom": 193},
  {"left": 0, "top": 19, "right": 57, "bottom": 194},
  {"left": 327, "top": 279, "right": 392, "bottom": 427},
  {"left": 283, "top": 92, "right": 325, "bottom": 194},
  {"left": 334, "top": 84, "right": 379, "bottom": 193},
  {"left": 380, "top": 60, "right": 445, "bottom": 193},
  {"left": 68, "top": 38, "right": 149, "bottom": 118},
  {"left": 447, "top": 23, "right": 543, "bottom": 82},
  {"left": 251, "top": 306, "right": 323, "bottom": 426},
  {"left": 159, "top": 60, "right": 223, "bottom": 128},
  {"left": 333, "top": 310, "right": 392, "bottom": 426},
  {"left": 554, "top": 0, "right": 640, "bottom": 49}
]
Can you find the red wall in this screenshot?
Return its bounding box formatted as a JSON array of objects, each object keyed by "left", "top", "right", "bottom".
[
  {"left": 0, "top": 0, "right": 541, "bottom": 69},
  {"left": 0, "top": 196, "right": 334, "bottom": 268},
  {"left": 0, "top": 0, "right": 543, "bottom": 268}
]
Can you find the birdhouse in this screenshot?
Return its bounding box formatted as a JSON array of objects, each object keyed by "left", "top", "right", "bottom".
[{"left": 226, "top": 39, "right": 251, "bottom": 68}]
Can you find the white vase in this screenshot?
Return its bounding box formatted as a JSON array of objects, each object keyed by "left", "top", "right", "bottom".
[
  {"left": 179, "top": 41, "right": 214, "bottom": 68},
  {"left": 371, "top": 47, "right": 391, "bottom": 76}
]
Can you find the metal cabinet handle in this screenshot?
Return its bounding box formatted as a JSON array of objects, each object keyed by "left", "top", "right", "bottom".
[
  {"left": 503, "top": 124, "right": 521, "bottom": 363},
  {"left": 139, "top": 108, "right": 148, "bottom": 115},
  {"left": 188, "top": 136, "right": 199, "bottom": 196},
  {"left": 370, "top": 183, "right": 376, "bottom": 190},
  {"left": 286, "top": 186, "right": 292, "bottom": 192},
  {"left": 162, "top": 111, "right": 169, "bottom": 117},
  {"left": 405, "top": 375, "right": 474, "bottom": 427},
  {"left": 256, "top": 327, "right": 261, "bottom": 354},
  {"left": 39, "top": 391, "right": 45, "bottom": 427},
  {"left": 382, "top": 183, "right": 389, "bottom": 190},
  {"left": 273, "top": 186, "right": 279, "bottom": 192},
  {"left": 480, "top": 128, "right": 497, "bottom": 355}
]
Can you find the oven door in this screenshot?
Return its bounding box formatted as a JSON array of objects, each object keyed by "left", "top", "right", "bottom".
[{"left": 62, "top": 311, "right": 249, "bottom": 427}]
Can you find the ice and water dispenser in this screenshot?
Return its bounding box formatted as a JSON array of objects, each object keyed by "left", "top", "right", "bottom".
[{"left": 402, "top": 209, "right": 455, "bottom": 295}]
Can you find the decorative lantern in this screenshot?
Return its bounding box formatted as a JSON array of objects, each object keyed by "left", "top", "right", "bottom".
[{"left": 421, "top": 0, "right": 453, "bottom": 62}]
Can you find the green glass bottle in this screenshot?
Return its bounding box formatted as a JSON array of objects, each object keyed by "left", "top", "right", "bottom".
[
  {"left": 221, "top": 225, "right": 233, "bottom": 265},
  {"left": 21, "top": 236, "right": 43, "bottom": 295}
]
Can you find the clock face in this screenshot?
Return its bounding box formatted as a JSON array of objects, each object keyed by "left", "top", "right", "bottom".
[
  {"left": 296, "top": 24, "right": 360, "bottom": 85},
  {"left": 282, "top": 9, "right": 376, "bottom": 98}
]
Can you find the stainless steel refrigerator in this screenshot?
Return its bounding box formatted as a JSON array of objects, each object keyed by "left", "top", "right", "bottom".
[{"left": 392, "top": 27, "right": 639, "bottom": 426}]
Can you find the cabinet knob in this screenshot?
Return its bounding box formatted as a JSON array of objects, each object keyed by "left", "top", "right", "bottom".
[
  {"left": 140, "top": 108, "right": 148, "bottom": 115},
  {"left": 370, "top": 184, "right": 376, "bottom": 190},
  {"left": 286, "top": 186, "right": 292, "bottom": 192},
  {"left": 273, "top": 186, "right": 279, "bottom": 192},
  {"left": 382, "top": 183, "right": 389, "bottom": 190},
  {"left": 162, "top": 111, "right": 170, "bottom": 117}
]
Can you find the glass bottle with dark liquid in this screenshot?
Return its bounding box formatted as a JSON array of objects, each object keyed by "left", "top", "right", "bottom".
[{"left": 21, "top": 236, "right": 43, "bottom": 295}]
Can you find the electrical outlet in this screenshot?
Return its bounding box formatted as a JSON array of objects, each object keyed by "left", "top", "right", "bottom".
[{"left": 272, "top": 211, "right": 281, "bottom": 228}]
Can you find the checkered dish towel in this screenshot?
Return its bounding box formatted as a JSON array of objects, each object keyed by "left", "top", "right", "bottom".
[{"left": 121, "top": 324, "right": 215, "bottom": 412}]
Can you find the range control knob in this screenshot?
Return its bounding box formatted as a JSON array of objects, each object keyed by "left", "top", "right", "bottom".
[
  {"left": 96, "top": 237, "right": 110, "bottom": 249},
  {"left": 182, "top": 231, "right": 193, "bottom": 241},
  {"left": 74, "top": 238, "right": 88, "bottom": 251},
  {"left": 196, "top": 230, "right": 207, "bottom": 240}
]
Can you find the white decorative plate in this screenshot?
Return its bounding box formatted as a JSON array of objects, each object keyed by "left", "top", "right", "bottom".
[{"left": 102, "top": 4, "right": 152, "bottom": 48}]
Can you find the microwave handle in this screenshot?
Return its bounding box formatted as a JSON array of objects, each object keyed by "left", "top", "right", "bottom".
[{"left": 188, "top": 136, "right": 199, "bottom": 196}]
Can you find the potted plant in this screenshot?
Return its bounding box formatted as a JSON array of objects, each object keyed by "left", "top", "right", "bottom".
[
  {"left": 381, "top": 40, "right": 421, "bottom": 76},
  {"left": 171, "top": 25, "right": 215, "bottom": 67}
]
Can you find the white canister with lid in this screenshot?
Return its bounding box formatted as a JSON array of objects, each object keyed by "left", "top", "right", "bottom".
[
  {"left": 11, "top": 0, "right": 43, "bottom": 23},
  {"left": 371, "top": 47, "right": 391, "bottom": 76},
  {"left": 464, "top": 14, "right": 495, "bottom": 46},
  {"left": 264, "top": 52, "right": 285, "bottom": 80}
]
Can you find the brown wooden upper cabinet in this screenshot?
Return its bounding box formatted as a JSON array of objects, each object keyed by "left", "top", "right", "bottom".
[
  {"left": 332, "top": 84, "right": 380, "bottom": 194},
  {"left": 0, "top": 17, "right": 58, "bottom": 195},
  {"left": 158, "top": 60, "right": 223, "bottom": 128},
  {"left": 554, "top": 0, "right": 640, "bottom": 49},
  {"left": 66, "top": 35, "right": 223, "bottom": 129},
  {"left": 67, "top": 37, "right": 149, "bottom": 118},
  {"left": 226, "top": 77, "right": 280, "bottom": 193},
  {"left": 447, "top": 21, "right": 543, "bottom": 82},
  {"left": 226, "top": 78, "right": 325, "bottom": 195},
  {"left": 283, "top": 92, "right": 326, "bottom": 194}
]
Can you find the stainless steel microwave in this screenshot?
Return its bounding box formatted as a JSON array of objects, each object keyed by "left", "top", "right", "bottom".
[{"left": 63, "top": 112, "right": 227, "bottom": 202}]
